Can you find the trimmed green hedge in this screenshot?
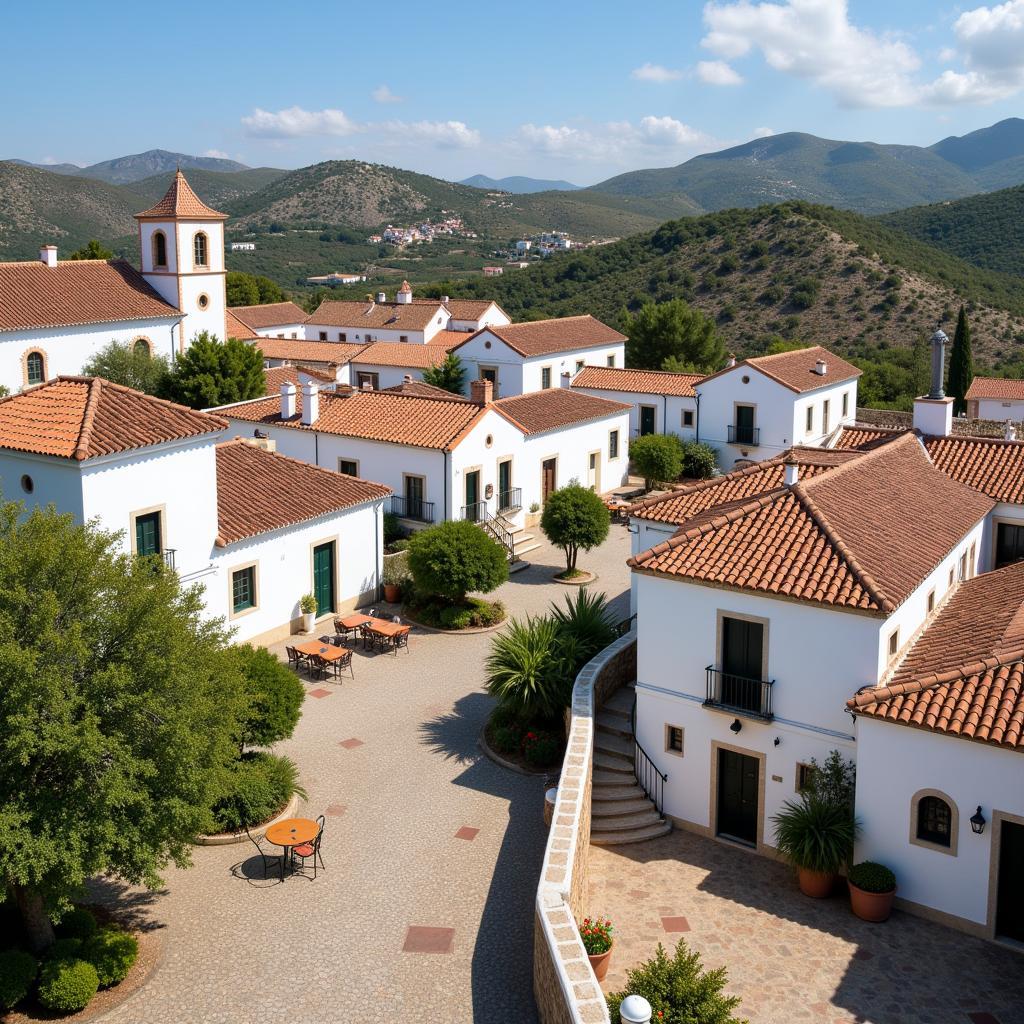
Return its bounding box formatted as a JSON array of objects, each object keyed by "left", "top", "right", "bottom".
[
  {"left": 0, "top": 949, "right": 37, "bottom": 1010},
  {"left": 57, "top": 906, "right": 98, "bottom": 941},
  {"left": 210, "top": 751, "right": 305, "bottom": 832},
  {"left": 84, "top": 927, "right": 139, "bottom": 987},
  {"left": 38, "top": 958, "right": 99, "bottom": 1012}
]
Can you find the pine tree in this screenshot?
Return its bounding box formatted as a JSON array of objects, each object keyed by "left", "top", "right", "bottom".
[{"left": 947, "top": 305, "right": 973, "bottom": 416}]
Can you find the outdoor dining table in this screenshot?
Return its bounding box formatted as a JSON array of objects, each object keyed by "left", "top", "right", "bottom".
[
  {"left": 294, "top": 639, "right": 349, "bottom": 676},
  {"left": 265, "top": 817, "right": 319, "bottom": 880},
  {"left": 362, "top": 617, "right": 411, "bottom": 654},
  {"left": 334, "top": 613, "right": 374, "bottom": 644}
]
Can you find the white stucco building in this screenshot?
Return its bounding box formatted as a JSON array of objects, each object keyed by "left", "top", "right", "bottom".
[
  {"left": 0, "top": 376, "right": 389, "bottom": 644},
  {"left": 965, "top": 376, "right": 1024, "bottom": 422},
  {"left": 229, "top": 301, "right": 310, "bottom": 340}
]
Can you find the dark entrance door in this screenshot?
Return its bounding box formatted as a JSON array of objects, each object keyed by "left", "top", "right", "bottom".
[
  {"left": 639, "top": 405, "right": 656, "bottom": 436},
  {"left": 717, "top": 748, "right": 759, "bottom": 845},
  {"left": 481, "top": 367, "right": 498, "bottom": 397},
  {"left": 312, "top": 541, "right": 336, "bottom": 616},
  {"left": 498, "top": 460, "right": 512, "bottom": 508},
  {"left": 135, "top": 511, "right": 161, "bottom": 557},
  {"left": 465, "top": 470, "right": 481, "bottom": 520},
  {"left": 734, "top": 405, "right": 755, "bottom": 444},
  {"left": 721, "top": 617, "right": 764, "bottom": 713},
  {"left": 996, "top": 821, "right": 1024, "bottom": 942},
  {"left": 542, "top": 458, "right": 557, "bottom": 502}
]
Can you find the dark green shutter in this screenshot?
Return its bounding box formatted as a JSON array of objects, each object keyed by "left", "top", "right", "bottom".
[
  {"left": 313, "top": 543, "right": 335, "bottom": 615},
  {"left": 135, "top": 512, "right": 161, "bottom": 557}
]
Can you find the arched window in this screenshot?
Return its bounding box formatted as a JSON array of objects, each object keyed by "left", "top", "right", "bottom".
[
  {"left": 133, "top": 338, "right": 151, "bottom": 358},
  {"left": 917, "top": 796, "right": 952, "bottom": 846},
  {"left": 25, "top": 351, "right": 45, "bottom": 386},
  {"left": 193, "top": 232, "right": 208, "bottom": 268},
  {"left": 152, "top": 230, "right": 167, "bottom": 268}
]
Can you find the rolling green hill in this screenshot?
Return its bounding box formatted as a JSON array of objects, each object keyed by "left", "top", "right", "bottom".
[
  {"left": 125, "top": 167, "right": 289, "bottom": 210},
  {"left": 10, "top": 148, "right": 255, "bottom": 184},
  {"left": 430, "top": 202, "right": 1024, "bottom": 367},
  {"left": 878, "top": 185, "right": 1024, "bottom": 277}
]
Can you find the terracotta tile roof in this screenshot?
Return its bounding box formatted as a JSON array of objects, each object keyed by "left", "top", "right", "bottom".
[
  {"left": 571, "top": 365, "right": 703, "bottom": 398},
  {"left": 229, "top": 301, "right": 310, "bottom": 330},
  {"left": 352, "top": 340, "right": 461, "bottom": 369},
  {"left": 923, "top": 434, "right": 1024, "bottom": 504},
  {"left": 443, "top": 299, "right": 507, "bottom": 321},
  {"left": 965, "top": 376, "right": 1024, "bottom": 402},
  {"left": 456, "top": 315, "right": 626, "bottom": 357},
  {"left": 133, "top": 171, "right": 227, "bottom": 220},
  {"left": 628, "top": 450, "right": 860, "bottom": 525},
  {"left": 263, "top": 365, "right": 337, "bottom": 394},
  {"left": 0, "top": 259, "right": 181, "bottom": 333},
  {"left": 427, "top": 330, "right": 474, "bottom": 346},
  {"left": 833, "top": 425, "right": 908, "bottom": 451},
  {"left": 492, "top": 389, "right": 630, "bottom": 435},
  {"left": 0, "top": 376, "right": 226, "bottom": 461},
  {"left": 215, "top": 439, "right": 390, "bottom": 546},
  {"left": 225, "top": 308, "right": 259, "bottom": 341},
  {"left": 218, "top": 389, "right": 486, "bottom": 451},
  {"left": 381, "top": 379, "right": 471, "bottom": 401},
  {"left": 255, "top": 338, "right": 366, "bottom": 365},
  {"left": 701, "top": 346, "right": 861, "bottom": 394},
  {"left": 307, "top": 299, "right": 445, "bottom": 331},
  {"left": 629, "top": 434, "right": 994, "bottom": 614}
]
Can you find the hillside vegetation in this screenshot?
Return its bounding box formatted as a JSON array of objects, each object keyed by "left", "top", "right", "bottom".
[
  {"left": 878, "top": 184, "right": 1024, "bottom": 277},
  {"left": 430, "top": 202, "right": 1024, "bottom": 367},
  {"left": 126, "top": 167, "right": 288, "bottom": 210}
]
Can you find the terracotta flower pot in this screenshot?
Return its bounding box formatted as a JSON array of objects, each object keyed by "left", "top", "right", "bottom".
[
  {"left": 587, "top": 942, "right": 613, "bottom": 982},
  {"left": 797, "top": 867, "right": 836, "bottom": 898},
  {"left": 383, "top": 583, "right": 401, "bottom": 603},
  {"left": 849, "top": 881, "right": 896, "bottom": 922}
]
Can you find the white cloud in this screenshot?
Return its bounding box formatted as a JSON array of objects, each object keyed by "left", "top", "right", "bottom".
[
  {"left": 631, "top": 62, "right": 684, "bottom": 82},
  {"left": 754, "top": 126, "right": 775, "bottom": 137},
  {"left": 242, "top": 106, "right": 358, "bottom": 138},
  {"left": 696, "top": 59, "right": 744, "bottom": 85},
  {"left": 518, "top": 123, "right": 588, "bottom": 154},
  {"left": 372, "top": 84, "right": 403, "bottom": 104},
  {"left": 202, "top": 149, "right": 230, "bottom": 159},
  {"left": 938, "top": 46, "right": 957, "bottom": 62},
  {"left": 385, "top": 120, "right": 480, "bottom": 148},
  {"left": 518, "top": 117, "right": 713, "bottom": 164},
  {"left": 638, "top": 115, "right": 707, "bottom": 145}
]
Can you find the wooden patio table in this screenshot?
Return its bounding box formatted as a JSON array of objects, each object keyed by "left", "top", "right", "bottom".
[
  {"left": 363, "top": 618, "right": 411, "bottom": 653},
  {"left": 294, "top": 639, "right": 347, "bottom": 662},
  {"left": 265, "top": 817, "right": 319, "bottom": 880}
]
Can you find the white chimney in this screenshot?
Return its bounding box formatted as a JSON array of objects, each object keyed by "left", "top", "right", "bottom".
[
  {"left": 301, "top": 380, "right": 319, "bottom": 426},
  {"left": 1006, "top": 420, "right": 1018, "bottom": 442},
  {"left": 814, "top": 359, "right": 827, "bottom": 376},
  {"left": 39, "top": 245, "right": 58, "bottom": 267},
  {"left": 441, "top": 295, "right": 450, "bottom": 304},
  {"left": 913, "top": 327, "right": 954, "bottom": 437},
  {"left": 784, "top": 457, "right": 799, "bottom": 486},
  {"left": 403, "top": 374, "right": 413, "bottom": 383},
  {"left": 376, "top": 291, "right": 387, "bottom": 304},
  {"left": 280, "top": 381, "right": 297, "bottom": 419},
  {"left": 396, "top": 280, "right": 412, "bottom": 304}
]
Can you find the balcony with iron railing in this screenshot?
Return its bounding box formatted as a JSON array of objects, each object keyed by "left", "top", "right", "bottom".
[
  {"left": 137, "top": 549, "right": 176, "bottom": 572},
  {"left": 497, "top": 486, "right": 522, "bottom": 514},
  {"left": 391, "top": 494, "right": 435, "bottom": 523},
  {"left": 704, "top": 666, "right": 774, "bottom": 721},
  {"left": 727, "top": 423, "right": 760, "bottom": 446},
  {"left": 460, "top": 500, "right": 486, "bottom": 523}
]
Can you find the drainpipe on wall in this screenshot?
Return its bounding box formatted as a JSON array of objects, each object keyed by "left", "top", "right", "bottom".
[
  {"left": 663, "top": 394, "right": 668, "bottom": 435},
  {"left": 443, "top": 450, "right": 449, "bottom": 521},
  {"left": 375, "top": 499, "right": 382, "bottom": 602},
  {"left": 695, "top": 391, "right": 701, "bottom": 443}
]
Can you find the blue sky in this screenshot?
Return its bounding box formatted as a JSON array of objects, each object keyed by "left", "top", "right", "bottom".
[{"left": 6, "top": 0, "right": 1024, "bottom": 184}]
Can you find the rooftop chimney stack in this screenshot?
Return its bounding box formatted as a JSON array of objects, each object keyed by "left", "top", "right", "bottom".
[
  {"left": 470, "top": 378, "right": 493, "bottom": 407},
  {"left": 396, "top": 280, "right": 413, "bottom": 304},
  {"left": 1006, "top": 420, "right": 1018, "bottom": 442},
  {"left": 280, "top": 381, "right": 297, "bottom": 419},
  {"left": 39, "top": 245, "right": 57, "bottom": 268},
  {"left": 301, "top": 380, "right": 319, "bottom": 426},
  {"left": 403, "top": 373, "right": 413, "bottom": 384},
  {"left": 377, "top": 291, "right": 387, "bottom": 304},
  {"left": 727, "top": 353, "right": 737, "bottom": 368},
  {"left": 912, "top": 326, "right": 954, "bottom": 436},
  {"left": 814, "top": 358, "right": 827, "bottom": 376},
  {"left": 784, "top": 457, "right": 799, "bottom": 486},
  {"left": 441, "top": 295, "right": 450, "bottom": 304}
]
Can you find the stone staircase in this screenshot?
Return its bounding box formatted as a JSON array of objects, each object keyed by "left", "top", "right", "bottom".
[{"left": 590, "top": 684, "right": 671, "bottom": 846}]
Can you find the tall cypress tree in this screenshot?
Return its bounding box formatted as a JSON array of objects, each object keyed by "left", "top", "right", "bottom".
[{"left": 947, "top": 305, "right": 973, "bottom": 416}]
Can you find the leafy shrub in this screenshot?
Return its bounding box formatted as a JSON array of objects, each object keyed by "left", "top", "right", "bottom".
[
  {"left": 717, "top": 254, "right": 739, "bottom": 274},
  {"left": 407, "top": 520, "right": 508, "bottom": 602},
  {"left": 773, "top": 794, "right": 860, "bottom": 874},
  {"left": 233, "top": 644, "right": 304, "bottom": 748},
  {"left": 383, "top": 511, "right": 403, "bottom": 546},
  {"left": 489, "top": 704, "right": 522, "bottom": 731},
  {"left": 630, "top": 433, "right": 684, "bottom": 489},
  {"left": 491, "top": 725, "right": 522, "bottom": 755},
  {"left": 550, "top": 589, "right": 617, "bottom": 667},
  {"left": 522, "top": 730, "right": 561, "bottom": 766},
  {"left": 848, "top": 861, "right": 896, "bottom": 894},
  {"left": 388, "top": 538, "right": 410, "bottom": 553},
  {"left": 790, "top": 276, "right": 820, "bottom": 309},
  {"left": 37, "top": 958, "right": 99, "bottom": 1012},
  {"left": 681, "top": 440, "right": 717, "bottom": 479},
  {"left": 382, "top": 551, "right": 410, "bottom": 587},
  {"left": 438, "top": 605, "right": 473, "bottom": 629},
  {"left": 299, "top": 593, "right": 317, "bottom": 615},
  {"left": 0, "top": 949, "right": 37, "bottom": 1009},
  {"left": 45, "top": 937, "right": 83, "bottom": 962},
  {"left": 606, "top": 940, "right": 745, "bottom": 1024},
  {"left": 802, "top": 750, "right": 856, "bottom": 811},
  {"left": 83, "top": 927, "right": 139, "bottom": 987},
  {"left": 760, "top": 283, "right": 785, "bottom": 303},
  {"left": 540, "top": 484, "right": 610, "bottom": 575},
  {"left": 210, "top": 752, "right": 307, "bottom": 832},
  {"left": 486, "top": 615, "right": 567, "bottom": 719},
  {"left": 57, "top": 906, "right": 98, "bottom": 940}
]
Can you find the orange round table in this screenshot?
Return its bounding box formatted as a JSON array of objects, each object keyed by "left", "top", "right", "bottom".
[{"left": 265, "top": 818, "right": 319, "bottom": 880}]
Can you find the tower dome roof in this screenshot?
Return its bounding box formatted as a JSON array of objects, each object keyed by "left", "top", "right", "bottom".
[{"left": 134, "top": 170, "right": 227, "bottom": 220}]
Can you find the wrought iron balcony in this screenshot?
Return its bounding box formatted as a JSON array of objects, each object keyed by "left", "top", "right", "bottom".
[
  {"left": 391, "top": 495, "right": 434, "bottom": 523},
  {"left": 161, "top": 548, "right": 176, "bottom": 570},
  {"left": 460, "top": 500, "right": 486, "bottom": 523},
  {"left": 727, "top": 424, "right": 760, "bottom": 446},
  {"left": 137, "top": 549, "right": 176, "bottom": 572},
  {"left": 705, "top": 666, "right": 774, "bottom": 721},
  {"left": 497, "top": 487, "right": 522, "bottom": 513}
]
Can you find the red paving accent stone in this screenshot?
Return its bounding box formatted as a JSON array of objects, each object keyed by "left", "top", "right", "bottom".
[
  {"left": 454, "top": 826, "right": 479, "bottom": 841},
  {"left": 661, "top": 916, "right": 690, "bottom": 933},
  {"left": 307, "top": 688, "right": 331, "bottom": 698},
  {"left": 338, "top": 738, "right": 364, "bottom": 749},
  {"left": 402, "top": 926, "right": 455, "bottom": 954},
  {"left": 627, "top": 890, "right": 650, "bottom": 900},
  {"left": 968, "top": 1014, "right": 1001, "bottom": 1024},
  {"left": 325, "top": 804, "right": 347, "bottom": 816}
]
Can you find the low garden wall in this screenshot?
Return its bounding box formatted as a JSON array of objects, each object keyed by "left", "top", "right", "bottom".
[{"left": 534, "top": 630, "right": 637, "bottom": 1024}]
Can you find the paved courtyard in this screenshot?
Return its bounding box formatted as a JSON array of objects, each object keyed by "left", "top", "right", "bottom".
[
  {"left": 91, "top": 526, "right": 633, "bottom": 1024},
  {"left": 590, "top": 829, "right": 1024, "bottom": 1024}
]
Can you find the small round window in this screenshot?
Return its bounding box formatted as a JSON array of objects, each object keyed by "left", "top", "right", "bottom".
[
  {"left": 742, "top": 375, "right": 750, "bottom": 384},
  {"left": 198, "top": 293, "right": 210, "bottom": 310},
  {"left": 484, "top": 340, "right": 492, "bottom": 349},
  {"left": 20, "top": 474, "right": 33, "bottom": 494},
  {"left": 485, "top": 434, "right": 493, "bottom": 448}
]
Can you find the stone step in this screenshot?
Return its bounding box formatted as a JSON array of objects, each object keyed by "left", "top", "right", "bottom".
[
  {"left": 592, "top": 797, "right": 659, "bottom": 818},
  {"left": 594, "top": 732, "right": 633, "bottom": 759},
  {"left": 591, "top": 783, "right": 646, "bottom": 801},
  {"left": 514, "top": 542, "right": 543, "bottom": 558},
  {"left": 603, "top": 688, "right": 637, "bottom": 716},
  {"left": 508, "top": 559, "right": 530, "bottom": 574},
  {"left": 599, "top": 702, "right": 632, "bottom": 724},
  {"left": 591, "top": 820, "right": 672, "bottom": 846},
  {"left": 593, "top": 750, "right": 634, "bottom": 774},
  {"left": 596, "top": 711, "right": 633, "bottom": 737},
  {"left": 590, "top": 809, "right": 665, "bottom": 832},
  {"left": 591, "top": 770, "right": 638, "bottom": 788}
]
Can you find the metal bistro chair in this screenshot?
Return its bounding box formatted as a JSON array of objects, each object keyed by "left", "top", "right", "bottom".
[
  {"left": 245, "top": 827, "right": 284, "bottom": 880},
  {"left": 321, "top": 648, "right": 354, "bottom": 681},
  {"left": 291, "top": 815, "right": 326, "bottom": 879},
  {"left": 286, "top": 645, "right": 302, "bottom": 669}
]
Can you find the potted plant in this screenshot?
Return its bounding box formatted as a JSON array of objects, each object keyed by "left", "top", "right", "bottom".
[
  {"left": 848, "top": 861, "right": 896, "bottom": 922},
  {"left": 773, "top": 794, "right": 859, "bottom": 898},
  {"left": 299, "top": 593, "right": 317, "bottom": 633},
  {"left": 578, "top": 916, "right": 614, "bottom": 981},
  {"left": 382, "top": 552, "right": 407, "bottom": 603}
]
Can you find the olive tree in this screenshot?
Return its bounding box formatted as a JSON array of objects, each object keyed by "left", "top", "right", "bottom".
[
  {"left": 540, "top": 484, "right": 610, "bottom": 575},
  {"left": 407, "top": 520, "right": 508, "bottom": 604}
]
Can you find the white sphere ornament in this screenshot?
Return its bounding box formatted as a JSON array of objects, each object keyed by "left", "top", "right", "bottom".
[{"left": 619, "top": 993, "right": 653, "bottom": 1024}]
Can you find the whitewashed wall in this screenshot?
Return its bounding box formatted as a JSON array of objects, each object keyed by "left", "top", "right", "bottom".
[
  {"left": 256, "top": 324, "right": 307, "bottom": 339},
  {"left": 571, "top": 386, "right": 697, "bottom": 441},
  {"left": 305, "top": 308, "right": 449, "bottom": 345},
  {"left": 0, "top": 450, "right": 86, "bottom": 520},
  {"left": 521, "top": 347, "right": 625, "bottom": 395},
  {"left": 975, "top": 398, "right": 1024, "bottom": 421},
  {"left": 855, "top": 717, "right": 1024, "bottom": 929},
  {"left": 791, "top": 383, "right": 858, "bottom": 446},
  {"left": 349, "top": 363, "right": 426, "bottom": 390}
]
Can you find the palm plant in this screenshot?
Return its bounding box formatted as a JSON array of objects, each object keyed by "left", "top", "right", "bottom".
[
  {"left": 773, "top": 794, "right": 860, "bottom": 875},
  {"left": 485, "top": 615, "right": 566, "bottom": 719},
  {"left": 550, "top": 589, "right": 617, "bottom": 665}
]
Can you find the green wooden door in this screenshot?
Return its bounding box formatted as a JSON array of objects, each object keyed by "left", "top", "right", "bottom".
[
  {"left": 465, "top": 470, "right": 480, "bottom": 520},
  {"left": 135, "top": 511, "right": 161, "bottom": 557},
  {"left": 313, "top": 542, "right": 336, "bottom": 615},
  {"left": 639, "top": 405, "right": 656, "bottom": 436}
]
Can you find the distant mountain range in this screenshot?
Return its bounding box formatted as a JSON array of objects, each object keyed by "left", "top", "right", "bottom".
[
  {"left": 460, "top": 174, "right": 581, "bottom": 193},
  {"left": 592, "top": 118, "right": 1024, "bottom": 215},
  {"left": 7, "top": 148, "right": 254, "bottom": 184}
]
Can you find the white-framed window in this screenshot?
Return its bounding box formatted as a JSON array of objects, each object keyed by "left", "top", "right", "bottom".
[{"left": 193, "top": 231, "right": 209, "bottom": 268}]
